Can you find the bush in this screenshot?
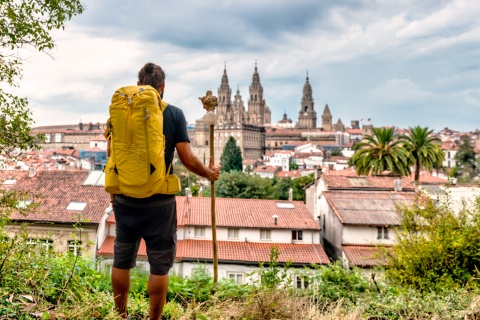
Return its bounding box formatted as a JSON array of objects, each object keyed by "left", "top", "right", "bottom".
[{"left": 385, "top": 193, "right": 480, "bottom": 291}]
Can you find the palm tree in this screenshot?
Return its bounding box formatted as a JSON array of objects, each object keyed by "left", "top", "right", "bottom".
[
  {"left": 402, "top": 126, "right": 445, "bottom": 182},
  {"left": 349, "top": 127, "right": 411, "bottom": 176}
]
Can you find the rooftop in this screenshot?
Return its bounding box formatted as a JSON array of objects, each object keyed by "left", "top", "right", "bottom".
[{"left": 98, "top": 237, "right": 329, "bottom": 265}]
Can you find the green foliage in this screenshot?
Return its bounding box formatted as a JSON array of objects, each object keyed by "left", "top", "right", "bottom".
[
  {"left": 271, "top": 177, "right": 292, "bottom": 200},
  {"left": 0, "top": 0, "right": 83, "bottom": 156},
  {"left": 168, "top": 265, "right": 252, "bottom": 305},
  {"left": 349, "top": 127, "right": 412, "bottom": 176},
  {"left": 220, "top": 136, "right": 243, "bottom": 173},
  {"left": 215, "top": 171, "right": 312, "bottom": 201},
  {"left": 309, "top": 261, "right": 372, "bottom": 304},
  {"left": 385, "top": 192, "right": 480, "bottom": 291},
  {"left": 401, "top": 126, "right": 445, "bottom": 182},
  {"left": 455, "top": 134, "right": 477, "bottom": 179},
  {"left": 330, "top": 148, "right": 344, "bottom": 156},
  {"left": 290, "top": 174, "right": 314, "bottom": 202},
  {"left": 215, "top": 171, "right": 274, "bottom": 199},
  {"left": 289, "top": 162, "right": 298, "bottom": 170},
  {"left": 252, "top": 246, "right": 292, "bottom": 289}
]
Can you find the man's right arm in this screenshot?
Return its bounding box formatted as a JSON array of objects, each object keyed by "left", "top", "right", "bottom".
[{"left": 176, "top": 142, "right": 220, "bottom": 182}]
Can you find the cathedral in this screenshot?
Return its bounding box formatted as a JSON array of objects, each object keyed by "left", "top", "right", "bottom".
[{"left": 189, "top": 63, "right": 348, "bottom": 164}]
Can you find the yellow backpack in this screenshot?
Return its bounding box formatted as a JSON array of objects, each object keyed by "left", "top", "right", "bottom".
[{"left": 104, "top": 85, "right": 180, "bottom": 198}]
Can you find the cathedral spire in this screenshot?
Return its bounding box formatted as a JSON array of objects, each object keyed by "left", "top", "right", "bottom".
[
  {"left": 217, "top": 63, "right": 232, "bottom": 124},
  {"left": 296, "top": 72, "right": 317, "bottom": 129}
]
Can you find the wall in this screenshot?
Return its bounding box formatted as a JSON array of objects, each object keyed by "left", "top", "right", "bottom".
[
  {"left": 6, "top": 224, "right": 99, "bottom": 257},
  {"left": 342, "top": 225, "right": 396, "bottom": 245}
]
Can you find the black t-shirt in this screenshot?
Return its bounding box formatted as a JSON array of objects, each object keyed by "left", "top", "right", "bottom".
[
  {"left": 163, "top": 104, "right": 190, "bottom": 173},
  {"left": 116, "top": 103, "right": 190, "bottom": 203}
]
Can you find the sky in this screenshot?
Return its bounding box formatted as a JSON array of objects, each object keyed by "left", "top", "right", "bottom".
[{"left": 16, "top": 0, "right": 480, "bottom": 132}]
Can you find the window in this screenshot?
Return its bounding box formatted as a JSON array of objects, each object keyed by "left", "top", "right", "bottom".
[
  {"left": 205, "top": 140, "right": 208, "bottom": 146},
  {"left": 194, "top": 227, "right": 205, "bottom": 238},
  {"left": 55, "top": 133, "right": 62, "bottom": 142},
  {"left": 295, "top": 275, "right": 309, "bottom": 289},
  {"left": 228, "top": 272, "right": 244, "bottom": 284},
  {"left": 292, "top": 230, "right": 303, "bottom": 241},
  {"left": 2, "top": 179, "right": 16, "bottom": 185},
  {"left": 45, "top": 134, "right": 51, "bottom": 143},
  {"left": 260, "top": 229, "right": 271, "bottom": 241},
  {"left": 38, "top": 239, "right": 54, "bottom": 251},
  {"left": 68, "top": 240, "right": 82, "bottom": 256},
  {"left": 66, "top": 201, "right": 87, "bottom": 211},
  {"left": 377, "top": 226, "right": 389, "bottom": 240},
  {"left": 228, "top": 228, "right": 239, "bottom": 239},
  {"left": 27, "top": 238, "right": 54, "bottom": 251}
]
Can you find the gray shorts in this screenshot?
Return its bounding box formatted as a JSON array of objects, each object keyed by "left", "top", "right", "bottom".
[{"left": 113, "top": 195, "right": 177, "bottom": 275}]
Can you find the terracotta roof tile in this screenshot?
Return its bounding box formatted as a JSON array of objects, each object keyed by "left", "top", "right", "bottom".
[
  {"left": 107, "top": 196, "right": 319, "bottom": 230},
  {"left": 253, "top": 166, "right": 281, "bottom": 173},
  {"left": 98, "top": 237, "right": 329, "bottom": 265},
  {"left": 4, "top": 170, "right": 109, "bottom": 224},
  {"left": 276, "top": 171, "right": 302, "bottom": 178},
  {"left": 322, "top": 175, "right": 416, "bottom": 191},
  {"left": 177, "top": 196, "right": 319, "bottom": 229},
  {"left": 342, "top": 245, "right": 390, "bottom": 267},
  {"left": 323, "top": 191, "right": 416, "bottom": 226}
]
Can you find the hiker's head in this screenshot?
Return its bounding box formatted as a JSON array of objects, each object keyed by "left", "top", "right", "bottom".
[{"left": 138, "top": 62, "right": 165, "bottom": 96}]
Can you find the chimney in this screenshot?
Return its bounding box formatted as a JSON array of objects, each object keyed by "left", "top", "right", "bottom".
[
  {"left": 272, "top": 214, "right": 278, "bottom": 225},
  {"left": 185, "top": 187, "right": 191, "bottom": 203},
  {"left": 198, "top": 186, "right": 203, "bottom": 197},
  {"left": 394, "top": 178, "right": 402, "bottom": 192},
  {"left": 288, "top": 188, "right": 293, "bottom": 202}
]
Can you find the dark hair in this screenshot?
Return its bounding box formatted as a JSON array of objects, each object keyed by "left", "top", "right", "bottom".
[{"left": 138, "top": 62, "right": 165, "bottom": 90}]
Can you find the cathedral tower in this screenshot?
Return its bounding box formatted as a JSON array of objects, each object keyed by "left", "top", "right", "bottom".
[
  {"left": 217, "top": 64, "right": 233, "bottom": 124},
  {"left": 232, "top": 86, "right": 247, "bottom": 124},
  {"left": 296, "top": 73, "right": 317, "bottom": 129},
  {"left": 322, "top": 104, "right": 333, "bottom": 131},
  {"left": 247, "top": 62, "right": 266, "bottom": 125}
]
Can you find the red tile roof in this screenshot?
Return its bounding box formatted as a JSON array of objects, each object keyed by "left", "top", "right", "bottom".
[
  {"left": 276, "top": 170, "right": 302, "bottom": 178},
  {"left": 322, "top": 175, "right": 416, "bottom": 191},
  {"left": 108, "top": 196, "right": 319, "bottom": 230},
  {"left": 410, "top": 172, "right": 448, "bottom": 184},
  {"left": 322, "top": 191, "right": 416, "bottom": 226},
  {"left": 342, "top": 245, "right": 390, "bottom": 267},
  {"left": 5, "top": 170, "right": 109, "bottom": 224},
  {"left": 178, "top": 197, "right": 319, "bottom": 229},
  {"left": 253, "top": 165, "right": 281, "bottom": 173},
  {"left": 98, "top": 237, "right": 329, "bottom": 265}
]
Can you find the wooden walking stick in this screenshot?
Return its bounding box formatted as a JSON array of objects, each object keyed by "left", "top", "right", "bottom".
[{"left": 199, "top": 91, "right": 219, "bottom": 283}]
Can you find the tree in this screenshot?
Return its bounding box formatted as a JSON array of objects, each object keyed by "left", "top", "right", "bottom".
[
  {"left": 330, "top": 148, "right": 344, "bottom": 157},
  {"left": 455, "top": 134, "right": 476, "bottom": 178},
  {"left": 271, "top": 177, "right": 292, "bottom": 200},
  {"left": 402, "top": 126, "right": 445, "bottom": 182},
  {"left": 349, "top": 127, "right": 411, "bottom": 176},
  {"left": 220, "top": 136, "right": 243, "bottom": 173},
  {"left": 385, "top": 193, "right": 480, "bottom": 291},
  {"left": 290, "top": 174, "right": 314, "bottom": 202},
  {"left": 289, "top": 163, "right": 298, "bottom": 170},
  {"left": 1, "top": 1, "right": 84, "bottom": 156},
  {"left": 215, "top": 171, "right": 273, "bottom": 199}
]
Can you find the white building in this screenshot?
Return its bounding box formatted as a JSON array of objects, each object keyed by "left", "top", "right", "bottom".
[
  {"left": 98, "top": 196, "right": 329, "bottom": 284},
  {"left": 305, "top": 173, "right": 417, "bottom": 268}
]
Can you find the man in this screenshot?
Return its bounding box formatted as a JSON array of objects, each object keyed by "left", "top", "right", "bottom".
[{"left": 109, "top": 62, "right": 220, "bottom": 319}]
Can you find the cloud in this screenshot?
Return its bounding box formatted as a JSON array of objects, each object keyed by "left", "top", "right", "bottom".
[
  {"left": 12, "top": 0, "right": 480, "bottom": 132},
  {"left": 370, "top": 78, "right": 434, "bottom": 104}
]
